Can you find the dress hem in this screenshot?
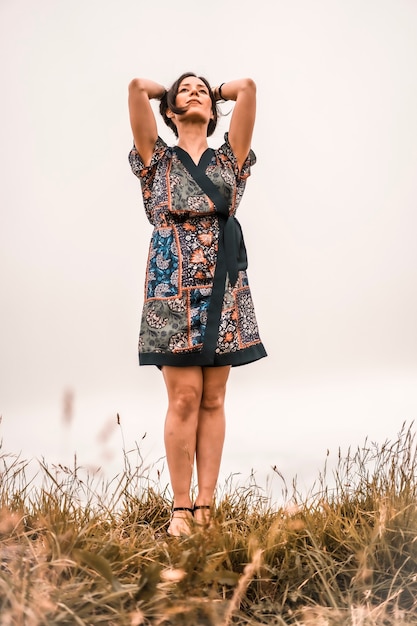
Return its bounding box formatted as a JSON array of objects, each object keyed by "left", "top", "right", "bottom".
[{"left": 139, "top": 343, "right": 267, "bottom": 368}]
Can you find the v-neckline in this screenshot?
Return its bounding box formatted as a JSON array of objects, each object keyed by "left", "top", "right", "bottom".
[{"left": 174, "top": 146, "right": 213, "bottom": 169}]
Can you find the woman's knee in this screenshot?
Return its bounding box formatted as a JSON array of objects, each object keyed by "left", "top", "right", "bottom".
[
  {"left": 200, "top": 386, "right": 226, "bottom": 413},
  {"left": 170, "top": 386, "right": 202, "bottom": 420},
  {"left": 200, "top": 366, "right": 230, "bottom": 413},
  {"left": 163, "top": 366, "right": 203, "bottom": 420}
]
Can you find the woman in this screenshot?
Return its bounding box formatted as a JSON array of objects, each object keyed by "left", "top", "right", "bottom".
[{"left": 128, "top": 72, "right": 267, "bottom": 536}]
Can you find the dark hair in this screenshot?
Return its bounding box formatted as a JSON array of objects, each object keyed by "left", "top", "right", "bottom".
[{"left": 159, "top": 72, "right": 218, "bottom": 138}]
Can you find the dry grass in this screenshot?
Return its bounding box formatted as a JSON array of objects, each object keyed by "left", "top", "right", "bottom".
[{"left": 1, "top": 422, "right": 417, "bottom": 625}]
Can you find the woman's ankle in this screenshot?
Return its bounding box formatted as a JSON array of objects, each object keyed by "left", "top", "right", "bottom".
[{"left": 193, "top": 503, "right": 212, "bottom": 525}]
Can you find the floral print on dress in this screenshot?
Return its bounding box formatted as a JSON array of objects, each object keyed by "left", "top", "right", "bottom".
[
  {"left": 129, "top": 133, "right": 266, "bottom": 367},
  {"left": 147, "top": 228, "right": 179, "bottom": 298}
]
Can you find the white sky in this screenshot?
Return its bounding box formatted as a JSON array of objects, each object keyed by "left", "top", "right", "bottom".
[{"left": 1, "top": 0, "right": 417, "bottom": 500}]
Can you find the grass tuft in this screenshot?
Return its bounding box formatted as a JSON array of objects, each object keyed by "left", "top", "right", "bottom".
[{"left": 1, "top": 423, "right": 417, "bottom": 624}]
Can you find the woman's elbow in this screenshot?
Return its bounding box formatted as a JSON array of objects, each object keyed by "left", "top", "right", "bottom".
[
  {"left": 242, "top": 78, "right": 256, "bottom": 93},
  {"left": 128, "top": 77, "right": 146, "bottom": 94}
]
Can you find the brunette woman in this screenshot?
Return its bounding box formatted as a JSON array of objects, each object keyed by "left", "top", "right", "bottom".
[{"left": 128, "top": 72, "right": 266, "bottom": 536}]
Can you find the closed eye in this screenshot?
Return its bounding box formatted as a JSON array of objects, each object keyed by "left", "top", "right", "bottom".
[{"left": 178, "top": 83, "right": 208, "bottom": 94}]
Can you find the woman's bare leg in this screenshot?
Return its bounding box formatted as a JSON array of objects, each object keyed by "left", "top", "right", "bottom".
[
  {"left": 162, "top": 366, "right": 203, "bottom": 535},
  {"left": 194, "top": 365, "right": 231, "bottom": 522}
]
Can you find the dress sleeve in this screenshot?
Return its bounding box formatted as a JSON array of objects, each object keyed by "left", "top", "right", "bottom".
[
  {"left": 128, "top": 136, "right": 169, "bottom": 225},
  {"left": 217, "top": 132, "right": 256, "bottom": 180},
  {"left": 128, "top": 136, "right": 168, "bottom": 179}
]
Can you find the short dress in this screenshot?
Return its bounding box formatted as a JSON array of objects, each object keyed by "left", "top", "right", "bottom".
[{"left": 129, "top": 132, "right": 267, "bottom": 368}]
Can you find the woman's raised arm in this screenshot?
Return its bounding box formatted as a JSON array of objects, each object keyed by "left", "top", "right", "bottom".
[
  {"left": 128, "top": 78, "right": 166, "bottom": 166},
  {"left": 214, "top": 78, "right": 256, "bottom": 172}
]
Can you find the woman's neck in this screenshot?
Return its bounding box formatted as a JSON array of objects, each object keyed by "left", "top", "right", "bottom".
[{"left": 176, "top": 125, "right": 209, "bottom": 164}]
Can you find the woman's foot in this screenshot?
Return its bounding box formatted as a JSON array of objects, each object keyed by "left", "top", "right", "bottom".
[
  {"left": 167, "top": 507, "right": 194, "bottom": 537},
  {"left": 193, "top": 504, "right": 212, "bottom": 527}
]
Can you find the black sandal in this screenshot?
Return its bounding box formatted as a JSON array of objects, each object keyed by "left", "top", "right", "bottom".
[
  {"left": 193, "top": 504, "right": 212, "bottom": 526},
  {"left": 173, "top": 507, "right": 194, "bottom": 514},
  {"left": 167, "top": 507, "right": 194, "bottom": 538}
]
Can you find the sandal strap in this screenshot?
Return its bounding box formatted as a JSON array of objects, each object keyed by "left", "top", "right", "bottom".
[
  {"left": 172, "top": 507, "right": 194, "bottom": 514},
  {"left": 193, "top": 505, "right": 211, "bottom": 511}
]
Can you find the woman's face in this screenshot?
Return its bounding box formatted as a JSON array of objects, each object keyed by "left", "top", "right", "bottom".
[{"left": 174, "top": 76, "right": 214, "bottom": 125}]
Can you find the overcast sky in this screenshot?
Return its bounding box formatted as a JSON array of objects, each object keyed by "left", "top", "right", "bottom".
[{"left": 1, "top": 0, "right": 417, "bottom": 500}]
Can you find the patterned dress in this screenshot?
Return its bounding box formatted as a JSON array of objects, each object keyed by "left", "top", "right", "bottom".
[{"left": 129, "top": 133, "right": 267, "bottom": 367}]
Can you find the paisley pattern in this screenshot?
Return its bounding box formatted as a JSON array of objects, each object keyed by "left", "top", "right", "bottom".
[
  {"left": 147, "top": 228, "right": 179, "bottom": 298},
  {"left": 129, "top": 134, "right": 267, "bottom": 367}
]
